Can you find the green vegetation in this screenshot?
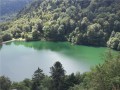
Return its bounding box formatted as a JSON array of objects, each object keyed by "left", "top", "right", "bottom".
[
  {"left": 107, "top": 31, "right": 120, "bottom": 50},
  {"left": 0, "top": 37, "right": 2, "bottom": 43},
  {"left": 87, "top": 52, "right": 120, "bottom": 90},
  {"left": 50, "top": 61, "right": 65, "bottom": 90},
  {"left": 0, "top": 0, "right": 120, "bottom": 50},
  {"left": 0, "top": 52, "right": 120, "bottom": 90},
  {"left": 0, "top": 76, "right": 11, "bottom": 90},
  {"left": 2, "top": 34, "right": 12, "bottom": 41},
  {"left": 1, "top": 1, "right": 120, "bottom": 89},
  {"left": 31, "top": 68, "right": 45, "bottom": 90}
]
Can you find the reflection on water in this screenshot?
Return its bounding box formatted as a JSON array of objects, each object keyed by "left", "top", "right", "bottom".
[{"left": 0, "top": 41, "right": 111, "bottom": 81}]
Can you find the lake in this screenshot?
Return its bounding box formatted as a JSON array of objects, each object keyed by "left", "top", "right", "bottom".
[{"left": 0, "top": 41, "right": 112, "bottom": 82}]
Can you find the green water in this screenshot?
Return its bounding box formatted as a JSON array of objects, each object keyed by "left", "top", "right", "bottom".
[{"left": 0, "top": 41, "right": 113, "bottom": 81}]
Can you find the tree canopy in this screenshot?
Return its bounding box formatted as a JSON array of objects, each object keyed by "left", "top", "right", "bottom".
[{"left": 0, "top": 0, "right": 120, "bottom": 50}]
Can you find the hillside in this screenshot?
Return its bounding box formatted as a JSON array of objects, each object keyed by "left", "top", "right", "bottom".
[
  {"left": 0, "top": 0, "right": 32, "bottom": 21},
  {"left": 0, "top": 0, "right": 120, "bottom": 50}
]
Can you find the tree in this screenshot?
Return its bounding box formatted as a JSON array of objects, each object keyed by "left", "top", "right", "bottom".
[
  {"left": 81, "top": 17, "right": 89, "bottom": 32},
  {"left": 0, "top": 36, "right": 3, "bottom": 43},
  {"left": 87, "top": 51, "right": 120, "bottom": 90},
  {"left": 114, "top": 20, "right": 120, "bottom": 32},
  {"left": 24, "top": 34, "right": 33, "bottom": 42},
  {"left": 12, "top": 28, "right": 21, "bottom": 39},
  {"left": 32, "top": 30, "right": 40, "bottom": 40},
  {"left": 43, "top": 24, "right": 65, "bottom": 41},
  {"left": 2, "top": 34, "right": 12, "bottom": 41},
  {"left": 23, "top": 79, "right": 32, "bottom": 89},
  {"left": 107, "top": 37, "right": 119, "bottom": 50},
  {"left": 68, "top": 85, "right": 82, "bottom": 90},
  {"left": 107, "top": 32, "right": 120, "bottom": 50},
  {"left": 11, "top": 82, "right": 30, "bottom": 90},
  {"left": 87, "top": 23, "right": 105, "bottom": 46},
  {"left": 32, "top": 67, "right": 45, "bottom": 90},
  {"left": 68, "top": 27, "right": 83, "bottom": 44},
  {"left": 43, "top": 25, "right": 56, "bottom": 40},
  {"left": 0, "top": 76, "right": 11, "bottom": 90},
  {"left": 41, "top": 76, "right": 52, "bottom": 90},
  {"left": 65, "top": 73, "right": 81, "bottom": 90},
  {"left": 50, "top": 61, "right": 65, "bottom": 90},
  {"left": 0, "top": 30, "right": 3, "bottom": 43}
]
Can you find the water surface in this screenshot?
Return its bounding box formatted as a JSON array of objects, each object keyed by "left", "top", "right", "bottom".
[{"left": 0, "top": 41, "right": 111, "bottom": 81}]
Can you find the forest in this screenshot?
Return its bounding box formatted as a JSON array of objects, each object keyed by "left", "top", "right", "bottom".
[
  {"left": 0, "top": 0, "right": 120, "bottom": 50},
  {"left": 1, "top": 0, "right": 120, "bottom": 90},
  {"left": 0, "top": 51, "right": 120, "bottom": 90}
]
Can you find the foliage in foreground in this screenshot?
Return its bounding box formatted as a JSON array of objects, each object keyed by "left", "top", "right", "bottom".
[
  {"left": 82, "top": 51, "right": 120, "bottom": 90},
  {"left": 0, "top": 52, "right": 120, "bottom": 90}
]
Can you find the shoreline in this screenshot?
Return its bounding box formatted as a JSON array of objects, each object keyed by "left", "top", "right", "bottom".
[
  {"left": 1, "top": 38, "right": 25, "bottom": 44},
  {"left": 0, "top": 39, "right": 119, "bottom": 52}
]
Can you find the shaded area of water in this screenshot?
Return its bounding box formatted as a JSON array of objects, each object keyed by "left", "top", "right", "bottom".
[{"left": 0, "top": 41, "right": 113, "bottom": 81}]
